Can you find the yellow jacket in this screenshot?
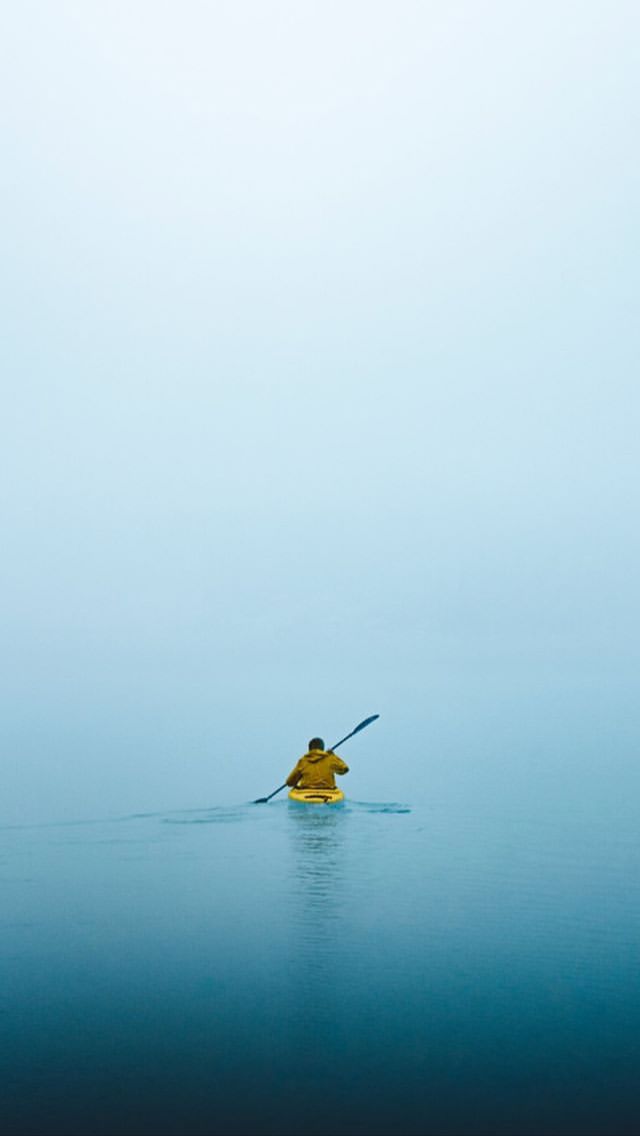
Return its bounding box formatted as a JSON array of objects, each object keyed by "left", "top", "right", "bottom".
[{"left": 286, "top": 748, "right": 349, "bottom": 790}]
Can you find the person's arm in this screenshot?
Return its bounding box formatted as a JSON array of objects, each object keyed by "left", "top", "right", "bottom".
[
  {"left": 286, "top": 760, "right": 303, "bottom": 787},
  {"left": 330, "top": 753, "right": 349, "bottom": 776}
]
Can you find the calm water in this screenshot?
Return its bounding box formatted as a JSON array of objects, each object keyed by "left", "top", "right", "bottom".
[{"left": 2, "top": 795, "right": 639, "bottom": 1136}]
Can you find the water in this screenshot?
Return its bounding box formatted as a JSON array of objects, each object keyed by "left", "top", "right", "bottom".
[{"left": 2, "top": 796, "right": 639, "bottom": 1135}]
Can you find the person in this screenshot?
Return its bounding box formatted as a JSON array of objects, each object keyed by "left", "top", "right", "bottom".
[{"left": 286, "top": 738, "right": 349, "bottom": 791}]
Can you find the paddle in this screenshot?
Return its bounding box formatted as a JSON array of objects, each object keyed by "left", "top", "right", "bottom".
[{"left": 253, "top": 714, "right": 380, "bottom": 804}]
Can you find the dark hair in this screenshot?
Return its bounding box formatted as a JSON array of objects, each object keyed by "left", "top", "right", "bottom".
[{"left": 308, "top": 737, "right": 325, "bottom": 750}]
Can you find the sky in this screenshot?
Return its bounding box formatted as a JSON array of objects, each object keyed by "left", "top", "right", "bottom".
[{"left": 1, "top": 1, "right": 638, "bottom": 824}]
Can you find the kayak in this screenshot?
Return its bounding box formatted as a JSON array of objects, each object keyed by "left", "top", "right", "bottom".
[{"left": 288, "top": 787, "right": 345, "bottom": 806}]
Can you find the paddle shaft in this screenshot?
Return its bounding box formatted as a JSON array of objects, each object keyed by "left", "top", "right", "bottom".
[{"left": 254, "top": 715, "right": 379, "bottom": 803}]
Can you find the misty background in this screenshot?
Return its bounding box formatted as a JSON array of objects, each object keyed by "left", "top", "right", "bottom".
[{"left": 1, "top": 1, "right": 638, "bottom": 825}]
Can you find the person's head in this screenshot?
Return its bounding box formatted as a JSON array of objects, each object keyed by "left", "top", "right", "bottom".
[{"left": 308, "top": 737, "right": 325, "bottom": 751}]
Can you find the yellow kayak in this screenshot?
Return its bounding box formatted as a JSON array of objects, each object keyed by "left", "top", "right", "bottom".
[{"left": 288, "top": 787, "right": 345, "bottom": 806}]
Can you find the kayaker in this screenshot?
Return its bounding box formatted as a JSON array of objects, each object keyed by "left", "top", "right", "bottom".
[{"left": 286, "top": 738, "right": 349, "bottom": 791}]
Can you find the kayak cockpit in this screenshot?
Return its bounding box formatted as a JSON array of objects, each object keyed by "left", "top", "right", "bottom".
[{"left": 288, "top": 788, "right": 345, "bottom": 806}]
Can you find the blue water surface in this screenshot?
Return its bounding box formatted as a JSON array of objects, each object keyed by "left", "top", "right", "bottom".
[{"left": 2, "top": 796, "right": 639, "bottom": 1135}]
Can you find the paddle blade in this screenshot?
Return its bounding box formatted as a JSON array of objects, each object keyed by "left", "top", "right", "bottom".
[
  {"left": 329, "top": 714, "right": 380, "bottom": 752},
  {"left": 253, "top": 782, "right": 288, "bottom": 805},
  {"left": 352, "top": 714, "right": 380, "bottom": 734}
]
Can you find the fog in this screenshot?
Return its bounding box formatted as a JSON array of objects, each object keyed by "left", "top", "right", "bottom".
[{"left": 2, "top": 1, "right": 638, "bottom": 823}]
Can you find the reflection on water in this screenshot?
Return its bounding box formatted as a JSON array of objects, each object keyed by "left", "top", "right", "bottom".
[
  {"left": 286, "top": 806, "right": 347, "bottom": 1032},
  {"left": 283, "top": 805, "right": 348, "bottom": 1083},
  {"left": 288, "top": 805, "right": 345, "bottom": 905}
]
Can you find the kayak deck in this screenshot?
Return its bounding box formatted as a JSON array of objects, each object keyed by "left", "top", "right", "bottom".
[{"left": 288, "top": 787, "right": 345, "bottom": 806}]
